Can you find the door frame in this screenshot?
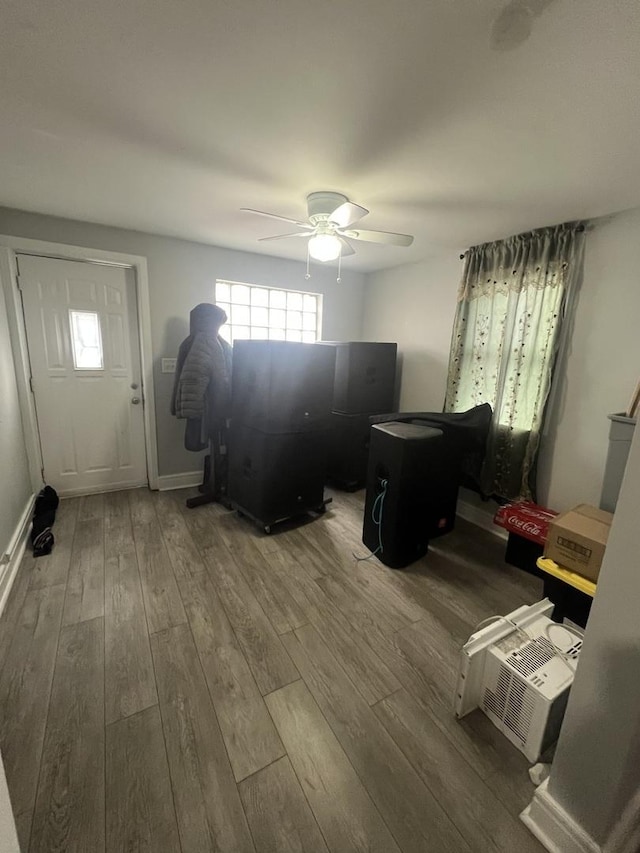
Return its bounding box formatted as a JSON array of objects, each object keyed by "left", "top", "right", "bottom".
[{"left": 0, "top": 236, "right": 159, "bottom": 491}]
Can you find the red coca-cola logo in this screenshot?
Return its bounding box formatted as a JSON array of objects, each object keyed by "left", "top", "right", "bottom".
[{"left": 507, "top": 515, "right": 543, "bottom": 536}]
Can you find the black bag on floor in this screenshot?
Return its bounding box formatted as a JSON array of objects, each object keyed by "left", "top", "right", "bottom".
[{"left": 31, "top": 485, "right": 60, "bottom": 557}]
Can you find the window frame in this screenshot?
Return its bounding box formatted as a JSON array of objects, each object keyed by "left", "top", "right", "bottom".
[
  {"left": 68, "top": 308, "right": 104, "bottom": 371},
  {"left": 214, "top": 279, "right": 323, "bottom": 344}
]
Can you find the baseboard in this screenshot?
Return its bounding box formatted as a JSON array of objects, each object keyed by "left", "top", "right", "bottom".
[
  {"left": 157, "top": 472, "right": 202, "bottom": 491},
  {"left": 457, "top": 499, "right": 507, "bottom": 541},
  {"left": 57, "top": 480, "right": 148, "bottom": 498},
  {"left": 0, "top": 493, "right": 35, "bottom": 618},
  {"left": 520, "top": 780, "right": 602, "bottom": 853}
]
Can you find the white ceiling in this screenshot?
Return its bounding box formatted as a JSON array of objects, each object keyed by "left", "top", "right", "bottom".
[{"left": 1, "top": 0, "right": 639, "bottom": 272}]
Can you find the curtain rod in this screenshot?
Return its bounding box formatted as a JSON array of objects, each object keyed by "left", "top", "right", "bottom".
[{"left": 459, "top": 223, "right": 586, "bottom": 259}]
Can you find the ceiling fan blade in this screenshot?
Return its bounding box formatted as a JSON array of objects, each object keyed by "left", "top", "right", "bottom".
[
  {"left": 328, "top": 202, "right": 369, "bottom": 229},
  {"left": 241, "top": 208, "right": 313, "bottom": 229},
  {"left": 338, "top": 237, "right": 356, "bottom": 256},
  {"left": 342, "top": 228, "right": 414, "bottom": 247},
  {"left": 258, "top": 232, "right": 311, "bottom": 242}
]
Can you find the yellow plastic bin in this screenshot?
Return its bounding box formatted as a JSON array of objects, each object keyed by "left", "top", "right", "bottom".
[{"left": 536, "top": 557, "right": 596, "bottom": 627}]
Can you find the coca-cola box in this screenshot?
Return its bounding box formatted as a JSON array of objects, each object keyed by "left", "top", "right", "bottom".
[
  {"left": 545, "top": 504, "right": 613, "bottom": 583},
  {"left": 494, "top": 502, "right": 558, "bottom": 576}
]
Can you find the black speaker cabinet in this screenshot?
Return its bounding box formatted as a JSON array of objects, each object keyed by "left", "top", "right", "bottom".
[
  {"left": 327, "top": 412, "right": 372, "bottom": 490},
  {"left": 319, "top": 341, "right": 397, "bottom": 415},
  {"left": 363, "top": 422, "right": 447, "bottom": 568},
  {"left": 228, "top": 425, "right": 329, "bottom": 530},
  {"left": 232, "top": 341, "right": 336, "bottom": 433}
]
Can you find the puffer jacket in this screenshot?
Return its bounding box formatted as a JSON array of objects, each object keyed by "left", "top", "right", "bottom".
[{"left": 171, "top": 304, "right": 232, "bottom": 449}]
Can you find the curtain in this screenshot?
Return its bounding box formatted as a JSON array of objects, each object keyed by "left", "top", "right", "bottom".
[{"left": 445, "top": 223, "right": 585, "bottom": 501}]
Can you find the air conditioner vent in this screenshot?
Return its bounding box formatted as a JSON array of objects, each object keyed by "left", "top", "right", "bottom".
[
  {"left": 503, "top": 676, "right": 536, "bottom": 742},
  {"left": 509, "top": 636, "right": 555, "bottom": 677},
  {"left": 482, "top": 664, "right": 511, "bottom": 718}
]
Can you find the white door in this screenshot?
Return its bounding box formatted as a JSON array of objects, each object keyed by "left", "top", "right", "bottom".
[{"left": 18, "top": 254, "right": 148, "bottom": 496}]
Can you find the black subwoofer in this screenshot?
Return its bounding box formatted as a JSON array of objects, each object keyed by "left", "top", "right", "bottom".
[
  {"left": 232, "top": 340, "right": 336, "bottom": 432},
  {"left": 228, "top": 426, "right": 329, "bottom": 530},
  {"left": 327, "top": 412, "right": 372, "bottom": 490},
  {"left": 363, "top": 422, "right": 446, "bottom": 568},
  {"left": 319, "top": 341, "right": 397, "bottom": 414}
]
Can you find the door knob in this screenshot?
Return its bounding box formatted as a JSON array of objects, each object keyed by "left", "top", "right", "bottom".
[{"left": 131, "top": 397, "right": 141, "bottom": 405}]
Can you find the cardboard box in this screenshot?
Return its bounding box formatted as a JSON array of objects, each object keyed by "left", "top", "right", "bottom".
[{"left": 544, "top": 504, "right": 613, "bottom": 583}]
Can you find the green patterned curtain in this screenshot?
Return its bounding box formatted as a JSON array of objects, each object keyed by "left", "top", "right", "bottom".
[{"left": 445, "top": 223, "right": 585, "bottom": 500}]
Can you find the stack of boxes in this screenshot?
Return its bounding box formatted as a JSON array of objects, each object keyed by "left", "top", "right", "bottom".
[{"left": 495, "top": 501, "right": 613, "bottom": 627}]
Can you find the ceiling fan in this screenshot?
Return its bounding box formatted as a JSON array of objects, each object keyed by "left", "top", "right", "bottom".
[{"left": 241, "top": 191, "right": 414, "bottom": 264}]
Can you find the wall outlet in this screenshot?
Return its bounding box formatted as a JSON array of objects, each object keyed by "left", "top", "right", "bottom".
[{"left": 161, "top": 358, "right": 177, "bottom": 374}]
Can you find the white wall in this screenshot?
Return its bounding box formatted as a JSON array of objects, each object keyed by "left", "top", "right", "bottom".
[
  {"left": 539, "top": 412, "right": 640, "bottom": 851},
  {"left": 537, "top": 206, "right": 640, "bottom": 510},
  {"left": 0, "top": 277, "right": 31, "bottom": 559},
  {"left": 0, "top": 207, "right": 366, "bottom": 479},
  {"left": 362, "top": 253, "right": 463, "bottom": 411},
  {"left": 363, "top": 207, "right": 640, "bottom": 511}
]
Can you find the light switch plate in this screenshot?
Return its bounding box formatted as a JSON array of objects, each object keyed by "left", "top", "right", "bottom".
[{"left": 161, "top": 358, "right": 177, "bottom": 374}]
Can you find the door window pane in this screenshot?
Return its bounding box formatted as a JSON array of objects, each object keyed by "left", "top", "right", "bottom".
[{"left": 69, "top": 310, "right": 103, "bottom": 369}]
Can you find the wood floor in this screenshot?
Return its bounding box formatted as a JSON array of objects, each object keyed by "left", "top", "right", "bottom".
[{"left": 0, "top": 486, "right": 545, "bottom": 853}]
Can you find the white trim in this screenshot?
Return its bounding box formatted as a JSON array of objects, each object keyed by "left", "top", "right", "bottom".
[
  {"left": 520, "top": 780, "right": 602, "bottom": 853},
  {"left": 157, "top": 472, "right": 202, "bottom": 491},
  {"left": 457, "top": 499, "right": 508, "bottom": 540},
  {"left": 56, "top": 480, "right": 148, "bottom": 498},
  {"left": 0, "top": 494, "right": 35, "bottom": 618},
  {"left": 0, "top": 235, "right": 159, "bottom": 490}
]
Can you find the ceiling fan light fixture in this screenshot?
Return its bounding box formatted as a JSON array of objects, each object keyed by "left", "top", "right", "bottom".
[{"left": 308, "top": 233, "right": 341, "bottom": 262}]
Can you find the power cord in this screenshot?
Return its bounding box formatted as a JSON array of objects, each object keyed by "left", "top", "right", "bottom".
[{"left": 353, "top": 478, "right": 389, "bottom": 562}]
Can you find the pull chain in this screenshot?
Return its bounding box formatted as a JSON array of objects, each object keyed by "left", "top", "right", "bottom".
[
  {"left": 337, "top": 247, "right": 342, "bottom": 283},
  {"left": 305, "top": 244, "right": 311, "bottom": 280}
]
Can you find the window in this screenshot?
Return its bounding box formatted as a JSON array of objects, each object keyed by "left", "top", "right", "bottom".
[
  {"left": 215, "top": 280, "right": 321, "bottom": 344},
  {"left": 69, "top": 310, "right": 103, "bottom": 369}
]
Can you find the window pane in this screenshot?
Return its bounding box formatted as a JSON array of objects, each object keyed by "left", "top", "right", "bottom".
[
  {"left": 287, "top": 291, "right": 303, "bottom": 311},
  {"left": 302, "top": 330, "right": 316, "bottom": 343},
  {"left": 231, "top": 284, "right": 251, "bottom": 304},
  {"left": 233, "top": 325, "right": 251, "bottom": 341},
  {"left": 251, "top": 287, "right": 269, "bottom": 306},
  {"left": 270, "top": 289, "right": 287, "bottom": 309},
  {"left": 231, "top": 304, "right": 250, "bottom": 325},
  {"left": 285, "top": 329, "right": 302, "bottom": 342},
  {"left": 251, "top": 306, "right": 269, "bottom": 326},
  {"left": 302, "top": 312, "right": 316, "bottom": 331},
  {"left": 69, "top": 310, "right": 103, "bottom": 369},
  {"left": 270, "top": 308, "right": 286, "bottom": 327},
  {"left": 251, "top": 326, "right": 269, "bottom": 339},
  {"left": 216, "top": 281, "right": 231, "bottom": 302},
  {"left": 219, "top": 325, "right": 231, "bottom": 343},
  {"left": 287, "top": 310, "right": 302, "bottom": 330},
  {"left": 269, "top": 327, "right": 286, "bottom": 340},
  {"left": 216, "top": 302, "right": 231, "bottom": 320},
  {"left": 303, "top": 294, "right": 316, "bottom": 312}
]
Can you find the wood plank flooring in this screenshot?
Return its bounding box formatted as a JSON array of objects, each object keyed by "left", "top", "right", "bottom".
[{"left": 0, "top": 487, "right": 544, "bottom": 852}]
